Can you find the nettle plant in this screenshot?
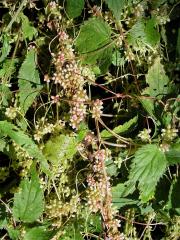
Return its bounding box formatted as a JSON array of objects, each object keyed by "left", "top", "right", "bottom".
[{"left": 0, "top": 0, "right": 179, "bottom": 239}]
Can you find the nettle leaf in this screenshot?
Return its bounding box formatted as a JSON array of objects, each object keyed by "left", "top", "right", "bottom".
[
  {"left": 13, "top": 171, "right": 44, "bottom": 222},
  {"left": 7, "top": 228, "right": 20, "bottom": 240},
  {"left": 43, "top": 134, "right": 78, "bottom": 165},
  {"left": 127, "top": 19, "right": 160, "bottom": 49},
  {"left": 166, "top": 143, "right": 180, "bottom": 165},
  {"left": 112, "top": 50, "right": 125, "bottom": 67},
  {"left": 144, "top": 57, "right": 171, "bottom": 98},
  {"left": 101, "top": 115, "right": 138, "bottom": 139},
  {"left": 24, "top": 226, "right": 54, "bottom": 240},
  {"left": 18, "top": 49, "right": 42, "bottom": 114},
  {"left": 106, "top": 159, "right": 118, "bottom": 176},
  {"left": 112, "top": 183, "right": 138, "bottom": 209},
  {"left": 123, "top": 144, "right": 167, "bottom": 202},
  {"left": 65, "top": 0, "right": 84, "bottom": 19},
  {"left": 0, "top": 138, "right": 6, "bottom": 151},
  {"left": 0, "top": 84, "right": 12, "bottom": 106},
  {"left": 105, "top": 0, "right": 131, "bottom": 20},
  {"left": 20, "top": 13, "right": 38, "bottom": 40},
  {"left": 75, "top": 18, "right": 113, "bottom": 72},
  {"left": 0, "top": 121, "right": 49, "bottom": 173},
  {"left": 0, "top": 34, "right": 11, "bottom": 63},
  {"left": 0, "top": 205, "right": 7, "bottom": 229},
  {"left": 168, "top": 177, "right": 180, "bottom": 213}
]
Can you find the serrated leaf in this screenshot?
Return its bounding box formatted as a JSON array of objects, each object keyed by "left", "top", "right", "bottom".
[
  {"left": 43, "top": 134, "right": 78, "bottom": 165},
  {"left": 112, "top": 183, "right": 138, "bottom": 209},
  {"left": 20, "top": 13, "right": 38, "bottom": 40},
  {"left": 75, "top": 18, "right": 113, "bottom": 72},
  {"left": 13, "top": 171, "right": 44, "bottom": 222},
  {"left": 0, "top": 84, "right": 12, "bottom": 106},
  {"left": 166, "top": 143, "right": 180, "bottom": 165},
  {"left": 127, "top": 19, "right": 160, "bottom": 49},
  {"left": 7, "top": 228, "right": 20, "bottom": 240},
  {"left": 105, "top": 0, "right": 130, "bottom": 20},
  {"left": 101, "top": 115, "right": 138, "bottom": 138},
  {"left": 24, "top": 226, "right": 54, "bottom": 240},
  {"left": 106, "top": 159, "right": 118, "bottom": 176},
  {"left": 18, "top": 49, "right": 42, "bottom": 114},
  {"left": 0, "top": 34, "right": 11, "bottom": 63},
  {"left": 66, "top": 0, "right": 84, "bottom": 19},
  {"left": 140, "top": 97, "right": 156, "bottom": 119},
  {"left": 144, "top": 57, "right": 171, "bottom": 98},
  {"left": 76, "top": 18, "right": 111, "bottom": 53},
  {"left": 170, "top": 177, "right": 180, "bottom": 211},
  {"left": 123, "top": 144, "right": 167, "bottom": 202},
  {"left": 0, "top": 121, "right": 49, "bottom": 174}
]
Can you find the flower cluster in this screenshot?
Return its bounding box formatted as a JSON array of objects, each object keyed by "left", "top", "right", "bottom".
[
  {"left": 12, "top": 141, "right": 33, "bottom": 176},
  {"left": 34, "top": 118, "right": 65, "bottom": 142},
  {"left": 5, "top": 106, "right": 18, "bottom": 119},
  {"left": 50, "top": 31, "right": 89, "bottom": 129},
  {"left": 70, "top": 89, "right": 88, "bottom": 129},
  {"left": 161, "top": 125, "right": 178, "bottom": 141},
  {"left": 138, "top": 128, "right": 151, "bottom": 142},
  {"left": 91, "top": 99, "right": 103, "bottom": 119},
  {"left": 86, "top": 148, "right": 123, "bottom": 240},
  {"left": 46, "top": 195, "right": 80, "bottom": 227}
]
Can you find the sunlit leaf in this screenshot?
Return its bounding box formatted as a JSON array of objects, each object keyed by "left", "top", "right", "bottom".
[{"left": 13, "top": 170, "right": 44, "bottom": 222}]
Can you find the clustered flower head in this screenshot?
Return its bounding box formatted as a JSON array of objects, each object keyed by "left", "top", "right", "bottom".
[
  {"left": 49, "top": 31, "right": 89, "bottom": 129},
  {"left": 86, "top": 148, "right": 123, "bottom": 240},
  {"left": 70, "top": 89, "right": 88, "bottom": 129},
  {"left": 5, "top": 106, "right": 18, "bottom": 119},
  {"left": 91, "top": 99, "right": 103, "bottom": 119},
  {"left": 34, "top": 118, "right": 64, "bottom": 142},
  {"left": 161, "top": 125, "right": 178, "bottom": 141},
  {"left": 138, "top": 128, "right": 151, "bottom": 142}
]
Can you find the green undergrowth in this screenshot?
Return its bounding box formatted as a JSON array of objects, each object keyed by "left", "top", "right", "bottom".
[{"left": 0, "top": 0, "right": 179, "bottom": 239}]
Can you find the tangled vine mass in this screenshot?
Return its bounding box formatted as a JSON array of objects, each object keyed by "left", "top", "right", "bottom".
[{"left": 0, "top": 0, "right": 179, "bottom": 239}]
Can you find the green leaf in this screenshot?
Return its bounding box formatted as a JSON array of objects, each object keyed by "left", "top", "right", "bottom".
[
  {"left": 166, "top": 143, "right": 180, "bottom": 165},
  {"left": 113, "top": 198, "right": 138, "bottom": 209},
  {"left": 144, "top": 18, "right": 160, "bottom": 47},
  {"left": 24, "top": 226, "right": 54, "bottom": 240},
  {"left": 84, "top": 212, "right": 102, "bottom": 233},
  {"left": 0, "top": 205, "right": 7, "bottom": 229},
  {"left": 112, "top": 50, "right": 125, "bottom": 67},
  {"left": 127, "top": 19, "right": 160, "bottom": 49},
  {"left": 66, "top": 0, "right": 84, "bottom": 19},
  {"left": 13, "top": 171, "right": 44, "bottom": 222},
  {"left": 43, "top": 134, "right": 78, "bottom": 165},
  {"left": 18, "top": 49, "right": 42, "bottom": 114},
  {"left": 20, "top": 13, "right": 38, "bottom": 40},
  {"left": 106, "top": 159, "right": 118, "bottom": 176},
  {"left": 105, "top": 0, "right": 130, "bottom": 20},
  {"left": 0, "top": 121, "right": 49, "bottom": 174},
  {"left": 0, "top": 84, "right": 12, "bottom": 107},
  {"left": 0, "top": 138, "right": 6, "bottom": 152},
  {"left": 112, "top": 183, "right": 138, "bottom": 209},
  {"left": 144, "top": 57, "right": 171, "bottom": 99},
  {"left": 75, "top": 18, "right": 113, "bottom": 72},
  {"left": 7, "top": 228, "right": 20, "bottom": 240},
  {"left": 0, "top": 59, "right": 18, "bottom": 79},
  {"left": 0, "top": 34, "right": 11, "bottom": 63},
  {"left": 140, "top": 97, "right": 156, "bottom": 119},
  {"left": 123, "top": 144, "right": 167, "bottom": 202},
  {"left": 101, "top": 115, "right": 138, "bottom": 138},
  {"left": 167, "top": 177, "right": 180, "bottom": 214}
]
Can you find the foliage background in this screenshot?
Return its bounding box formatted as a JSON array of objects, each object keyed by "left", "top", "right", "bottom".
[{"left": 0, "top": 0, "right": 179, "bottom": 239}]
